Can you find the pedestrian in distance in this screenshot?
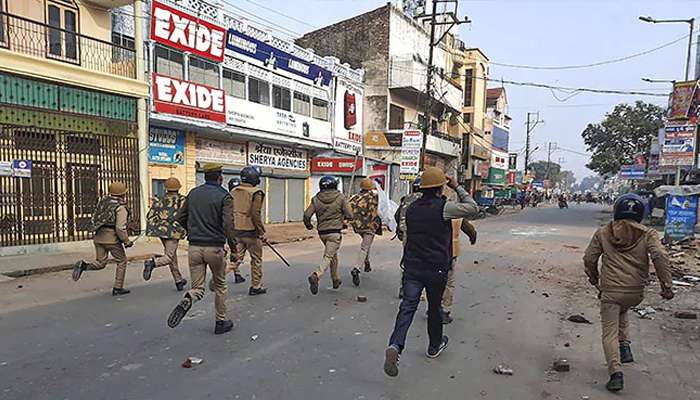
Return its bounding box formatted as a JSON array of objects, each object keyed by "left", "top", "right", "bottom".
[
  {"left": 143, "top": 177, "right": 188, "bottom": 291},
  {"left": 208, "top": 177, "right": 245, "bottom": 292},
  {"left": 231, "top": 166, "right": 268, "bottom": 296},
  {"left": 304, "top": 175, "right": 354, "bottom": 295},
  {"left": 348, "top": 178, "right": 382, "bottom": 287},
  {"left": 583, "top": 193, "right": 674, "bottom": 392},
  {"left": 167, "top": 163, "right": 236, "bottom": 335},
  {"left": 72, "top": 182, "right": 134, "bottom": 296},
  {"left": 384, "top": 167, "right": 478, "bottom": 377}
]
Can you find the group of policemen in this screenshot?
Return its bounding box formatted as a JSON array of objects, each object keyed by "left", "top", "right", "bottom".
[{"left": 70, "top": 164, "right": 674, "bottom": 392}]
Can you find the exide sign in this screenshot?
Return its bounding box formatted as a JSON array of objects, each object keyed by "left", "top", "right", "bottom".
[
  {"left": 153, "top": 73, "right": 226, "bottom": 123},
  {"left": 151, "top": 0, "right": 226, "bottom": 62},
  {"left": 311, "top": 157, "right": 362, "bottom": 173}
]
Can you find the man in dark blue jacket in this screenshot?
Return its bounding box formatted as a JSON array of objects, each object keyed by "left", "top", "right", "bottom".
[{"left": 384, "top": 167, "right": 478, "bottom": 377}]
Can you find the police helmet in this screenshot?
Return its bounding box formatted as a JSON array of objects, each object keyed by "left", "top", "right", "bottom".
[
  {"left": 228, "top": 177, "right": 241, "bottom": 191},
  {"left": 241, "top": 166, "right": 261, "bottom": 186},
  {"left": 319, "top": 175, "right": 338, "bottom": 190},
  {"left": 613, "top": 193, "right": 645, "bottom": 223}
]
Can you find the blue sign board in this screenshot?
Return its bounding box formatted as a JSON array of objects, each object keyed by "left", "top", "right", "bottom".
[
  {"left": 226, "top": 28, "right": 332, "bottom": 86},
  {"left": 619, "top": 165, "right": 646, "bottom": 180},
  {"left": 492, "top": 126, "right": 509, "bottom": 152},
  {"left": 12, "top": 159, "right": 32, "bottom": 178},
  {"left": 149, "top": 128, "right": 185, "bottom": 165},
  {"left": 665, "top": 195, "right": 698, "bottom": 240}
]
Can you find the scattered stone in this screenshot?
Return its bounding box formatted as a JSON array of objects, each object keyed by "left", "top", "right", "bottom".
[
  {"left": 182, "top": 357, "right": 203, "bottom": 368},
  {"left": 530, "top": 290, "right": 535, "bottom": 294},
  {"left": 634, "top": 306, "right": 657, "bottom": 319},
  {"left": 552, "top": 359, "right": 570, "bottom": 372},
  {"left": 674, "top": 311, "right": 698, "bottom": 320},
  {"left": 567, "top": 315, "right": 592, "bottom": 324},
  {"left": 16, "top": 285, "right": 22, "bottom": 289},
  {"left": 250, "top": 335, "right": 259, "bottom": 341},
  {"left": 542, "top": 293, "right": 550, "bottom": 298},
  {"left": 564, "top": 343, "right": 570, "bottom": 348},
  {"left": 357, "top": 295, "right": 367, "bottom": 303},
  {"left": 474, "top": 260, "right": 479, "bottom": 265},
  {"left": 683, "top": 275, "right": 700, "bottom": 283},
  {"left": 493, "top": 365, "right": 513, "bottom": 375},
  {"left": 673, "top": 280, "right": 693, "bottom": 287}
]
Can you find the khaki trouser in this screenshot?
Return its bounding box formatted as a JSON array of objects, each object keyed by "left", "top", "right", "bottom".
[
  {"left": 600, "top": 291, "right": 644, "bottom": 374},
  {"left": 154, "top": 238, "right": 184, "bottom": 282},
  {"left": 441, "top": 260, "right": 457, "bottom": 312},
  {"left": 87, "top": 243, "right": 127, "bottom": 289},
  {"left": 315, "top": 233, "right": 342, "bottom": 282},
  {"left": 186, "top": 245, "right": 227, "bottom": 321},
  {"left": 232, "top": 237, "right": 264, "bottom": 289},
  {"left": 354, "top": 233, "right": 375, "bottom": 270}
]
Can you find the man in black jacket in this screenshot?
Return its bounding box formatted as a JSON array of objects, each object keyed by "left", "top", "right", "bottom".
[
  {"left": 167, "top": 163, "right": 237, "bottom": 335},
  {"left": 383, "top": 167, "right": 478, "bottom": 377}
]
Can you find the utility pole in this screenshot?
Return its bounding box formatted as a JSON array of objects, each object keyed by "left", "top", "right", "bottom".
[
  {"left": 545, "top": 142, "right": 556, "bottom": 181},
  {"left": 524, "top": 111, "right": 543, "bottom": 174}
]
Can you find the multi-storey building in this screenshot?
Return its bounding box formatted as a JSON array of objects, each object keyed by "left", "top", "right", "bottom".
[
  {"left": 484, "top": 87, "right": 511, "bottom": 188},
  {"left": 0, "top": 0, "right": 149, "bottom": 251}
]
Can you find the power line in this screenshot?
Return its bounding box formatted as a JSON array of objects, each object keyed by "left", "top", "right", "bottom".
[{"left": 239, "top": 0, "right": 317, "bottom": 29}]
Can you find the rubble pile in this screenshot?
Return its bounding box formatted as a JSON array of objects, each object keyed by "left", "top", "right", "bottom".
[{"left": 663, "top": 238, "right": 700, "bottom": 281}]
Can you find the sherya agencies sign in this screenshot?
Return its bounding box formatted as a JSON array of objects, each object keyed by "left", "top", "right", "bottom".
[
  {"left": 153, "top": 74, "right": 226, "bottom": 123},
  {"left": 248, "top": 142, "right": 308, "bottom": 170},
  {"left": 150, "top": 0, "right": 226, "bottom": 62}
]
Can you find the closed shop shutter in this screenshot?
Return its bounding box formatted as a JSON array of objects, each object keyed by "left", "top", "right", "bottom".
[
  {"left": 268, "top": 178, "right": 286, "bottom": 223},
  {"left": 287, "top": 179, "right": 304, "bottom": 222}
]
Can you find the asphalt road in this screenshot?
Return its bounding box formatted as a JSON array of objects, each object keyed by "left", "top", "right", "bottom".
[{"left": 1, "top": 203, "right": 698, "bottom": 400}]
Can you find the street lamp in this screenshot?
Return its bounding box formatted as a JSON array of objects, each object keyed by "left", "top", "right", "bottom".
[
  {"left": 639, "top": 16, "right": 695, "bottom": 80},
  {"left": 641, "top": 77, "right": 676, "bottom": 84}
]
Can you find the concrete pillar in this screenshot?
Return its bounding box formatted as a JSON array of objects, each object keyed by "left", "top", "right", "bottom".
[{"left": 134, "top": 0, "right": 149, "bottom": 233}]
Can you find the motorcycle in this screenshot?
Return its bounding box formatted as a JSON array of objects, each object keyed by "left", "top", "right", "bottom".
[{"left": 558, "top": 199, "right": 568, "bottom": 209}]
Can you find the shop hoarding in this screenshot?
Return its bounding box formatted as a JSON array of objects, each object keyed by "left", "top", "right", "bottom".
[
  {"left": 311, "top": 157, "right": 362, "bottom": 174},
  {"left": 195, "top": 138, "right": 247, "bottom": 166},
  {"left": 333, "top": 79, "right": 363, "bottom": 155},
  {"left": 399, "top": 130, "right": 423, "bottom": 180},
  {"left": 248, "top": 142, "right": 308, "bottom": 171},
  {"left": 669, "top": 81, "right": 698, "bottom": 120},
  {"left": 153, "top": 73, "right": 227, "bottom": 123},
  {"left": 149, "top": 127, "right": 185, "bottom": 164},
  {"left": 660, "top": 122, "right": 696, "bottom": 167},
  {"left": 665, "top": 195, "right": 698, "bottom": 240}
]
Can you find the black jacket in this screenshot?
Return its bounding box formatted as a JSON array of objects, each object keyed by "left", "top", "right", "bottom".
[
  {"left": 176, "top": 182, "right": 235, "bottom": 247},
  {"left": 402, "top": 195, "right": 453, "bottom": 271}
]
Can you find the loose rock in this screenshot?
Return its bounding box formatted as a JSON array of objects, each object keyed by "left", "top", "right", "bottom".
[
  {"left": 357, "top": 295, "right": 367, "bottom": 302},
  {"left": 552, "top": 359, "right": 570, "bottom": 372},
  {"left": 567, "top": 315, "right": 592, "bottom": 324},
  {"left": 492, "top": 365, "right": 513, "bottom": 375},
  {"left": 674, "top": 311, "right": 698, "bottom": 320}
]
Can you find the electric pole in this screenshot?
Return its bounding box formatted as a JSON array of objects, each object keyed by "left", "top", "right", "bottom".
[{"left": 524, "top": 111, "right": 543, "bottom": 174}]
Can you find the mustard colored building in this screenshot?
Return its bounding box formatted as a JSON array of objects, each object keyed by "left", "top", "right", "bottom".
[{"left": 0, "top": 0, "right": 149, "bottom": 250}]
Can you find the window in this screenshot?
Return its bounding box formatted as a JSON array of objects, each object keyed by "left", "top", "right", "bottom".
[
  {"left": 248, "top": 77, "right": 270, "bottom": 105},
  {"left": 464, "top": 68, "right": 473, "bottom": 107},
  {"left": 154, "top": 44, "right": 184, "bottom": 79},
  {"left": 189, "top": 55, "right": 219, "bottom": 87},
  {"left": 152, "top": 179, "right": 167, "bottom": 199},
  {"left": 222, "top": 69, "right": 245, "bottom": 99},
  {"left": 418, "top": 114, "right": 426, "bottom": 129},
  {"left": 463, "top": 112, "right": 472, "bottom": 124},
  {"left": 47, "top": 1, "right": 78, "bottom": 61},
  {"left": 272, "top": 85, "right": 291, "bottom": 111},
  {"left": 431, "top": 119, "right": 438, "bottom": 133},
  {"left": 0, "top": 0, "right": 7, "bottom": 47},
  {"left": 111, "top": 32, "right": 135, "bottom": 50},
  {"left": 293, "top": 91, "right": 310, "bottom": 116},
  {"left": 389, "top": 104, "right": 405, "bottom": 130},
  {"left": 312, "top": 98, "right": 329, "bottom": 121}
]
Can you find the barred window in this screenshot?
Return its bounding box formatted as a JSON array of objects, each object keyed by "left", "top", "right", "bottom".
[
  {"left": 293, "top": 91, "right": 310, "bottom": 116},
  {"left": 189, "top": 55, "right": 219, "bottom": 87},
  {"left": 248, "top": 77, "right": 270, "bottom": 106},
  {"left": 312, "top": 98, "right": 328, "bottom": 121},
  {"left": 154, "top": 44, "right": 184, "bottom": 79},
  {"left": 222, "top": 69, "right": 245, "bottom": 99},
  {"left": 272, "top": 85, "right": 291, "bottom": 111}
]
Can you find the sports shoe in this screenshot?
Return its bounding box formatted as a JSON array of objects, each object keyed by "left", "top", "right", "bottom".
[
  {"left": 143, "top": 258, "right": 156, "bottom": 281},
  {"left": 606, "top": 372, "right": 624, "bottom": 392},
  {"left": 619, "top": 342, "right": 634, "bottom": 363},
  {"left": 426, "top": 336, "right": 449, "bottom": 358},
  {"left": 112, "top": 288, "right": 131, "bottom": 296},
  {"left": 214, "top": 320, "right": 234, "bottom": 335},
  {"left": 168, "top": 295, "right": 192, "bottom": 328},
  {"left": 308, "top": 273, "right": 319, "bottom": 295},
  {"left": 364, "top": 260, "right": 372, "bottom": 272},
  {"left": 383, "top": 345, "right": 400, "bottom": 377},
  {"left": 441, "top": 310, "right": 453, "bottom": 324},
  {"left": 234, "top": 273, "right": 246, "bottom": 284},
  {"left": 351, "top": 268, "right": 361, "bottom": 287},
  {"left": 175, "top": 279, "right": 187, "bottom": 292},
  {"left": 249, "top": 287, "right": 267, "bottom": 296},
  {"left": 332, "top": 279, "right": 342, "bottom": 289},
  {"left": 72, "top": 261, "right": 86, "bottom": 281}
]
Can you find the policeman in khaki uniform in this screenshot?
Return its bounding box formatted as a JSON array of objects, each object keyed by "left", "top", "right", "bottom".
[
  {"left": 72, "top": 182, "right": 134, "bottom": 296},
  {"left": 208, "top": 177, "right": 245, "bottom": 292},
  {"left": 167, "top": 163, "right": 236, "bottom": 335},
  {"left": 143, "top": 177, "right": 188, "bottom": 291},
  {"left": 231, "top": 166, "right": 267, "bottom": 296},
  {"left": 304, "top": 175, "right": 354, "bottom": 295},
  {"left": 348, "top": 178, "right": 382, "bottom": 287},
  {"left": 583, "top": 193, "right": 673, "bottom": 392}
]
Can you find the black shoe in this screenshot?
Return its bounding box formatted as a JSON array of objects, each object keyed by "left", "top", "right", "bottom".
[
  {"left": 208, "top": 278, "right": 216, "bottom": 292},
  {"left": 332, "top": 279, "right": 342, "bottom": 289},
  {"left": 143, "top": 258, "right": 156, "bottom": 281},
  {"left": 426, "top": 335, "right": 449, "bottom": 358},
  {"left": 351, "top": 268, "right": 361, "bottom": 287},
  {"left": 620, "top": 342, "right": 634, "bottom": 363},
  {"left": 214, "top": 319, "right": 234, "bottom": 335},
  {"left": 112, "top": 288, "right": 131, "bottom": 296},
  {"left": 441, "top": 310, "right": 453, "bottom": 324},
  {"left": 249, "top": 287, "right": 267, "bottom": 296},
  {"left": 606, "top": 372, "right": 624, "bottom": 392},
  {"left": 168, "top": 295, "right": 192, "bottom": 328},
  {"left": 384, "top": 345, "right": 400, "bottom": 377},
  {"left": 398, "top": 287, "right": 403, "bottom": 299},
  {"left": 175, "top": 279, "right": 187, "bottom": 292},
  {"left": 308, "top": 273, "right": 319, "bottom": 295},
  {"left": 364, "top": 260, "right": 372, "bottom": 272},
  {"left": 72, "top": 261, "right": 86, "bottom": 282},
  {"left": 234, "top": 273, "right": 246, "bottom": 284}
]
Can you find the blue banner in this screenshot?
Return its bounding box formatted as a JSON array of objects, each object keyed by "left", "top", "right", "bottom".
[
  {"left": 149, "top": 127, "right": 185, "bottom": 165},
  {"left": 226, "top": 28, "right": 332, "bottom": 86},
  {"left": 619, "top": 165, "right": 646, "bottom": 180},
  {"left": 492, "top": 126, "right": 509, "bottom": 152},
  {"left": 665, "top": 195, "right": 698, "bottom": 240}
]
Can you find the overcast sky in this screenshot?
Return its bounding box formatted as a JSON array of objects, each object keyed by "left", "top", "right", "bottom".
[{"left": 229, "top": 0, "right": 698, "bottom": 181}]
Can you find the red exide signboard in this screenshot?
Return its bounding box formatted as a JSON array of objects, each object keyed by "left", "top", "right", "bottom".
[
  {"left": 152, "top": 73, "right": 226, "bottom": 123},
  {"left": 311, "top": 157, "right": 362, "bottom": 173},
  {"left": 150, "top": 0, "right": 226, "bottom": 63}
]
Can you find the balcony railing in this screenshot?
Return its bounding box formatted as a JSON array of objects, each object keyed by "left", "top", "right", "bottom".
[
  {"left": 388, "top": 56, "right": 463, "bottom": 111},
  {"left": 0, "top": 12, "right": 135, "bottom": 79}
]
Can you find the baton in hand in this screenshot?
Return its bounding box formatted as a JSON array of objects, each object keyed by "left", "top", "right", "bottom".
[{"left": 262, "top": 238, "right": 291, "bottom": 267}]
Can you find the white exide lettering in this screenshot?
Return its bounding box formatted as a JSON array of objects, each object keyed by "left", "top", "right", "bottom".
[
  {"left": 153, "top": 7, "right": 171, "bottom": 41},
  {"left": 152, "top": 2, "right": 225, "bottom": 60},
  {"left": 154, "top": 75, "right": 173, "bottom": 102},
  {"left": 196, "top": 86, "right": 212, "bottom": 109}
]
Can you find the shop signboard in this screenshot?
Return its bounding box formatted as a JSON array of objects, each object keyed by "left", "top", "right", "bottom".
[
  {"left": 150, "top": 0, "right": 226, "bottom": 62},
  {"left": 486, "top": 167, "right": 506, "bottom": 186},
  {"left": 506, "top": 170, "right": 516, "bottom": 185},
  {"left": 660, "top": 122, "right": 696, "bottom": 166},
  {"left": 399, "top": 130, "right": 423, "bottom": 180},
  {"left": 195, "top": 138, "right": 246, "bottom": 166},
  {"left": 311, "top": 157, "right": 362, "bottom": 173},
  {"left": 365, "top": 130, "right": 403, "bottom": 148},
  {"left": 619, "top": 164, "right": 646, "bottom": 180},
  {"left": 226, "top": 28, "right": 332, "bottom": 86},
  {"left": 508, "top": 153, "right": 518, "bottom": 170},
  {"left": 0, "top": 161, "right": 11, "bottom": 177},
  {"left": 665, "top": 195, "right": 698, "bottom": 240},
  {"left": 149, "top": 127, "right": 185, "bottom": 164},
  {"left": 669, "top": 80, "right": 698, "bottom": 120},
  {"left": 333, "top": 79, "right": 364, "bottom": 155},
  {"left": 12, "top": 160, "right": 31, "bottom": 178},
  {"left": 248, "top": 142, "right": 308, "bottom": 171},
  {"left": 153, "top": 74, "right": 226, "bottom": 123}
]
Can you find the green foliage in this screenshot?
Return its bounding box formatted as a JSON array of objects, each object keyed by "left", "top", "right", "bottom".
[
  {"left": 530, "top": 160, "right": 561, "bottom": 182},
  {"left": 581, "top": 101, "right": 665, "bottom": 176}
]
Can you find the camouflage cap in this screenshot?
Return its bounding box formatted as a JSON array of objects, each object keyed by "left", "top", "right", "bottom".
[
  {"left": 360, "top": 178, "right": 374, "bottom": 190},
  {"left": 202, "top": 163, "right": 223, "bottom": 173}
]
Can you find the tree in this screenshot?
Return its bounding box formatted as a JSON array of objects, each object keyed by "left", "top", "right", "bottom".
[
  {"left": 581, "top": 101, "right": 664, "bottom": 176},
  {"left": 529, "top": 160, "right": 561, "bottom": 182},
  {"left": 558, "top": 170, "right": 576, "bottom": 190}
]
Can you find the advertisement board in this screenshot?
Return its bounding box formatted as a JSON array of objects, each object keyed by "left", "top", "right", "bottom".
[
  {"left": 508, "top": 153, "right": 518, "bottom": 170},
  {"left": 660, "top": 122, "right": 696, "bottom": 166},
  {"left": 665, "top": 195, "right": 698, "bottom": 240},
  {"left": 150, "top": 0, "right": 226, "bottom": 62},
  {"left": 619, "top": 164, "right": 646, "bottom": 180},
  {"left": 333, "top": 79, "right": 363, "bottom": 155},
  {"left": 226, "top": 28, "right": 332, "bottom": 86},
  {"left": 149, "top": 127, "right": 185, "bottom": 164},
  {"left": 12, "top": 160, "right": 32, "bottom": 178},
  {"left": 248, "top": 142, "right": 308, "bottom": 171},
  {"left": 669, "top": 80, "right": 697, "bottom": 120},
  {"left": 153, "top": 73, "right": 227, "bottom": 123},
  {"left": 399, "top": 130, "right": 423, "bottom": 180},
  {"left": 195, "top": 138, "right": 247, "bottom": 166},
  {"left": 311, "top": 157, "right": 362, "bottom": 174}
]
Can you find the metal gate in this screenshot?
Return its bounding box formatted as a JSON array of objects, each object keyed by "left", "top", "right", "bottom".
[
  {"left": 0, "top": 125, "right": 140, "bottom": 246},
  {"left": 287, "top": 179, "right": 304, "bottom": 222},
  {"left": 267, "top": 178, "right": 286, "bottom": 223}
]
